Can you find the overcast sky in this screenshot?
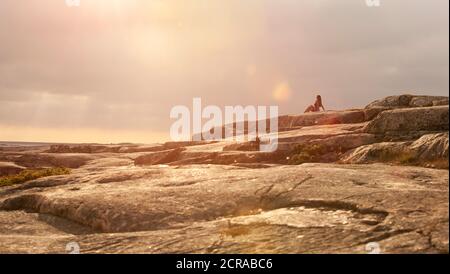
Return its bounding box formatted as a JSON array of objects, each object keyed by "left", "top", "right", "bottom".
[{"left": 0, "top": 0, "right": 448, "bottom": 143}]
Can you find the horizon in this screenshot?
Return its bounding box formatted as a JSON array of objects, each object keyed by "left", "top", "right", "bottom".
[
  {"left": 1, "top": 0, "right": 448, "bottom": 144},
  {"left": 0, "top": 92, "right": 445, "bottom": 145}
]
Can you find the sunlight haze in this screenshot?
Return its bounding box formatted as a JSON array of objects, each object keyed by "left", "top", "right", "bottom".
[{"left": 0, "top": 0, "right": 448, "bottom": 143}]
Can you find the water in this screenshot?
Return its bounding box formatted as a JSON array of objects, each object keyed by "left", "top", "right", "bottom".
[{"left": 0, "top": 141, "right": 62, "bottom": 147}]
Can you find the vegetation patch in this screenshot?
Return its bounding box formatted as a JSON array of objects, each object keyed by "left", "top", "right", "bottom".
[
  {"left": 0, "top": 167, "right": 71, "bottom": 187},
  {"left": 288, "top": 143, "right": 345, "bottom": 165},
  {"left": 221, "top": 225, "right": 252, "bottom": 238},
  {"left": 424, "top": 158, "right": 449, "bottom": 170},
  {"left": 378, "top": 150, "right": 416, "bottom": 164},
  {"left": 377, "top": 150, "right": 449, "bottom": 169}
]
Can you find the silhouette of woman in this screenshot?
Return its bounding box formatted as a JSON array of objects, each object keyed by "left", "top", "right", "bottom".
[{"left": 304, "top": 95, "right": 325, "bottom": 113}]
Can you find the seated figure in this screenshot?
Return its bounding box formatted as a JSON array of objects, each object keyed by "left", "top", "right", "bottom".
[{"left": 305, "top": 95, "right": 326, "bottom": 113}]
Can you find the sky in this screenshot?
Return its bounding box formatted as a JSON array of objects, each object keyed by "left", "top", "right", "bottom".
[{"left": 0, "top": 0, "right": 448, "bottom": 143}]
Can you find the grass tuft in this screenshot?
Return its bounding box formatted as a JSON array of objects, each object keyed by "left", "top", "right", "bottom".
[
  {"left": 378, "top": 150, "right": 449, "bottom": 169},
  {"left": 0, "top": 167, "right": 71, "bottom": 187},
  {"left": 288, "top": 143, "right": 344, "bottom": 165}
]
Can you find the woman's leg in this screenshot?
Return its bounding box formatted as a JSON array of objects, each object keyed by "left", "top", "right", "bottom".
[{"left": 304, "top": 105, "right": 314, "bottom": 113}]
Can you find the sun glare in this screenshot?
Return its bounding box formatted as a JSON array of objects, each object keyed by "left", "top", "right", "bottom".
[{"left": 272, "top": 82, "right": 293, "bottom": 102}]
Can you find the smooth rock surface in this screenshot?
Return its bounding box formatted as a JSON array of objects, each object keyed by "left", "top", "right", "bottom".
[{"left": 0, "top": 163, "right": 448, "bottom": 253}]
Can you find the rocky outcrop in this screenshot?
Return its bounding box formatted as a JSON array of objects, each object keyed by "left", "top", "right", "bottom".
[
  {"left": 306, "top": 133, "right": 377, "bottom": 152},
  {"left": 13, "top": 153, "right": 97, "bottom": 169},
  {"left": 0, "top": 94, "right": 448, "bottom": 254},
  {"left": 278, "top": 110, "right": 366, "bottom": 128},
  {"left": 134, "top": 148, "right": 186, "bottom": 165},
  {"left": 341, "top": 132, "right": 449, "bottom": 168},
  {"left": 341, "top": 142, "right": 408, "bottom": 164},
  {"left": 366, "top": 94, "right": 414, "bottom": 108},
  {"left": 47, "top": 144, "right": 122, "bottom": 154},
  {"left": 46, "top": 141, "right": 209, "bottom": 154},
  {"left": 433, "top": 98, "right": 449, "bottom": 106},
  {"left": 123, "top": 99, "right": 449, "bottom": 168},
  {"left": 132, "top": 123, "right": 377, "bottom": 166},
  {"left": 285, "top": 133, "right": 379, "bottom": 163},
  {"left": 0, "top": 163, "right": 448, "bottom": 253},
  {"left": 365, "top": 94, "right": 448, "bottom": 109},
  {"left": 410, "top": 96, "right": 449, "bottom": 107},
  {"left": 0, "top": 162, "right": 26, "bottom": 176},
  {"left": 363, "top": 107, "right": 391, "bottom": 121},
  {"left": 193, "top": 110, "right": 368, "bottom": 141},
  {"left": 410, "top": 132, "right": 449, "bottom": 160},
  {"left": 363, "top": 106, "right": 449, "bottom": 135}
]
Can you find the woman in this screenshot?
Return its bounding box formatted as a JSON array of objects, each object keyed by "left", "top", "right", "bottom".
[{"left": 304, "top": 95, "right": 326, "bottom": 113}]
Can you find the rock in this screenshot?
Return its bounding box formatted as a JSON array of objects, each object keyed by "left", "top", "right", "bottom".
[
  {"left": 117, "top": 145, "right": 166, "bottom": 153},
  {"left": 170, "top": 150, "right": 288, "bottom": 166},
  {"left": 280, "top": 110, "right": 366, "bottom": 128},
  {"left": 286, "top": 133, "right": 379, "bottom": 164},
  {"left": 223, "top": 141, "right": 261, "bottom": 152},
  {"left": 0, "top": 163, "right": 447, "bottom": 253},
  {"left": 134, "top": 148, "right": 185, "bottom": 165},
  {"left": 276, "top": 123, "right": 367, "bottom": 144},
  {"left": 307, "top": 133, "right": 377, "bottom": 151},
  {"left": 0, "top": 162, "right": 26, "bottom": 176},
  {"left": 0, "top": 93, "right": 449, "bottom": 254},
  {"left": 135, "top": 123, "right": 372, "bottom": 166},
  {"left": 363, "top": 107, "right": 391, "bottom": 121},
  {"left": 340, "top": 142, "right": 409, "bottom": 164},
  {"left": 365, "top": 94, "right": 448, "bottom": 109},
  {"left": 14, "top": 153, "right": 97, "bottom": 169},
  {"left": 46, "top": 142, "right": 211, "bottom": 154},
  {"left": 433, "top": 98, "right": 449, "bottom": 106},
  {"left": 364, "top": 106, "right": 449, "bottom": 134},
  {"left": 365, "top": 94, "right": 414, "bottom": 108},
  {"left": 194, "top": 110, "right": 367, "bottom": 140},
  {"left": 410, "top": 96, "right": 449, "bottom": 107},
  {"left": 47, "top": 144, "right": 120, "bottom": 153},
  {"left": 163, "top": 141, "right": 212, "bottom": 149},
  {"left": 196, "top": 96, "right": 448, "bottom": 142},
  {"left": 341, "top": 133, "right": 449, "bottom": 168},
  {"left": 409, "top": 132, "right": 449, "bottom": 159}
]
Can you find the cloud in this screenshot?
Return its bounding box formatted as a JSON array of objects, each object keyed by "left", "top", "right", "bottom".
[{"left": 0, "top": 0, "right": 448, "bottom": 142}]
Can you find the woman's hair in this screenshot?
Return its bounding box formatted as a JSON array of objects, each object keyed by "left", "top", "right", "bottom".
[{"left": 316, "top": 95, "right": 322, "bottom": 102}]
